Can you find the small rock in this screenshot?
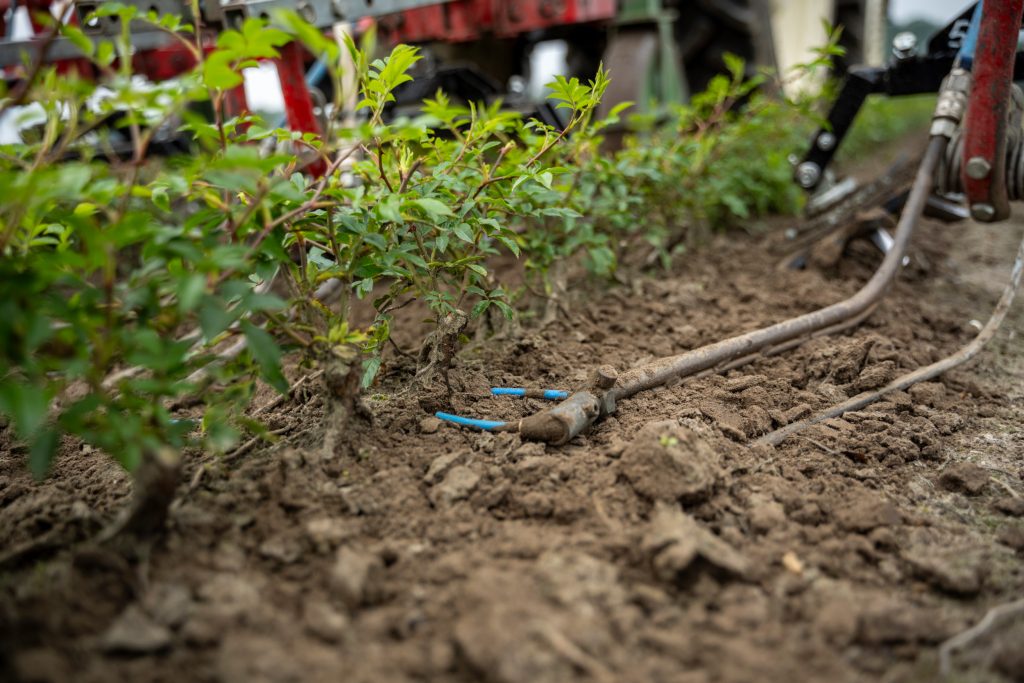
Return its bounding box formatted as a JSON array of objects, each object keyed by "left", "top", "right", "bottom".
[
  {"left": 304, "top": 600, "right": 351, "bottom": 643},
  {"left": 834, "top": 491, "right": 902, "bottom": 532},
  {"left": 419, "top": 417, "right": 443, "bottom": 434},
  {"left": 430, "top": 465, "right": 480, "bottom": 506},
  {"left": 938, "top": 462, "right": 990, "bottom": 496},
  {"left": 330, "top": 546, "right": 384, "bottom": 608},
  {"left": 852, "top": 361, "right": 897, "bottom": 391},
  {"left": 782, "top": 551, "right": 804, "bottom": 575},
  {"left": 620, "top": 421, "right": 721, "bottom": 503},
  {"left": 423, "top": 452, "right": 463, "bottom": 485},
  {"left": 101, "top": 605, "right": 172, "bottom": 654},
  {"left": 995, "top": 497, "right": 1024, "bottom": 517}
]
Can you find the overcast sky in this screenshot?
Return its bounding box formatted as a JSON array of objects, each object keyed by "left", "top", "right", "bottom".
[{"left": 890, "top": 0, "right": 972, "bottom": 23}]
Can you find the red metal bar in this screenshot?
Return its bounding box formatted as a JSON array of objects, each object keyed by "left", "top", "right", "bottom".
[
  {"left": 274, "top": 40, "right": 325, "bottom": 176},
  {"left": 960, "top": 0, "right": 1024, "bottom": 222},
  {"left": 223, "top": 83, "right": 249, "bottom": 118},
  {"left": 381, "top": 0, "right": 615, "bottom": 44}
]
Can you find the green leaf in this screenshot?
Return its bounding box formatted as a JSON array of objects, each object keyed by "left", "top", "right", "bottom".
[
  {"left": 241, "top": 320, "right": 289, "bottom": 394},
  {"left": 361, "top": 356, "right": 382, "bottom": 388},
  {"left": 0, "top": 382, "right": 51, "bottom": 442},
  {"left": 177, "top": 274, "right": 207, "bottom": 313},
  {"left": 60, "top": 24, "right": 95, "bottom": 58},
  {"left": 199, "top": 298, "right": 235, "bottom": 340},
  {"left": 29, "top": 428, "right": 59, "bottom": 480},
  {"left": 410, "top": 197, "right": 454, "bottom": 219}
]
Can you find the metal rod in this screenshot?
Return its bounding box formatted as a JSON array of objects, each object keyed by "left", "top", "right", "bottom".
[{"left": 755, "top": 227, "right": 1024, "bottom": 448}]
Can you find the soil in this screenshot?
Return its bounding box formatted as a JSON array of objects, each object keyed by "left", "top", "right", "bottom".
[{"left": 2, "top": 189, "right": 1024, "bottom": 682}]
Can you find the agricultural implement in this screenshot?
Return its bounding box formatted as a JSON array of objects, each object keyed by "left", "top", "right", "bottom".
[{"left": 436, "top": 0, "right": 1024, "bottom": 447}]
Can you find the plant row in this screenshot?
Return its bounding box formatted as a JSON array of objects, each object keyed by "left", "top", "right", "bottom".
[{"left": 0, "top": 5, "right": 839, "bottom": 475}]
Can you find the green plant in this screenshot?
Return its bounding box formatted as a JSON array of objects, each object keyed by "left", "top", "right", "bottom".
[{"left": 0, "top": 4, "right": 839, "bottom": 493}]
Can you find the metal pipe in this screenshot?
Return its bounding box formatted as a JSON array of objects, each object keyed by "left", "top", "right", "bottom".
[{"left": 756, "top": 227, "right": 1024, "bottom": 448}]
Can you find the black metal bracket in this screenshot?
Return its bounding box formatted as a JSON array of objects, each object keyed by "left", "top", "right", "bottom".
[{"left": 794, "top": 1, "right": 1024, "bottom": 192}]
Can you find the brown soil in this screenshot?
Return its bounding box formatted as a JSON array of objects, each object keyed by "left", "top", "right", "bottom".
[{"left": 2, "top": 206, "right": 1023, "bottom": 683}]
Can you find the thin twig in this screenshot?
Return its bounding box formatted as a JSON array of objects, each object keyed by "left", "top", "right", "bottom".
[
  {"left": 938, "top": 598, "right": 1024, "bottom": 677},
  {"left": 225, "top": 425, "right": 292, "bottom": 460},
  {"left": 253, "top": 369, "right": 324, "bottom": 415}
]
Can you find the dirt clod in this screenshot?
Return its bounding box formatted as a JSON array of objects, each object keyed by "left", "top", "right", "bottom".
[
  {"left": 329, "top": 546, "right": 384, "bottom": 608},
  {"left": 643, "top": 502, "right": 750, "bottom": 583},
  {"left": 938, "top": 462, "right": 990, "bottom": 495},
  {"left": 903, "top": 544, "right": 986, "bottom": 595},
  {"left": 833, "top": 490, "right": 902, "bottom": 532},
  {"left": 430, "top": 465, "right": 481, "bottom": 506},
  {"left": 620, "top": 421, "right": 721, "bottom": 503},
  {"left": 994, "top": 496, "right": 1024, "bottom": 516},
  {"left": 419, "top": 417, "right": 443, "bottom": 434}
]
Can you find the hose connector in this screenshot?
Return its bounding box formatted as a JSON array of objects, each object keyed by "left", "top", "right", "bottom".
[{"left": 931, "top": 68, "right": 972, "bottom": 139}]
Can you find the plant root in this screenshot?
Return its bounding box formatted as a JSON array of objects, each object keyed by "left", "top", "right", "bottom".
[
  {"left": 416, "top": 309, "right": 468, "bottom": 396},
  {"left": 320, "top": 352, "right": 369, "bottom": 461},
  {"left": 938, "top": 598, "right": 1024, "bottom": 677},
  {"left": 96, "top": 448, "right": 180, "bottom": 554}
]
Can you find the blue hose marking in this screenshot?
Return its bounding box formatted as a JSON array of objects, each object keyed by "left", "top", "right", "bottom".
[
  {"left": 435, "top": 412, "right": 507, "bottom": 430},
  {"left": 491, "top": 387, "right": 526, "bottom": 396},
  {"left": 305, "top": 59, "right": 328, "bottom": 88},
  {"left": 957, "top": 2, "right": 983, "bottom": 70},
  {"left": 490, "top": 387, "right": 569, "bottom": 400}
]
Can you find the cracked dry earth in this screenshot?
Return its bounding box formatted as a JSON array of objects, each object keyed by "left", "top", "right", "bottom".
[{"left": 2, "top": 210, "right": 1023, "bottom": 683}]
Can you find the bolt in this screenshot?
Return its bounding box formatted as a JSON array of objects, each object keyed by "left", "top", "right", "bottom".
[
  {"left": 795, "top": 162, "right": 821, "bottom": 189},
  {"left": 592, "top": 365, "right": 618, "bottom": 390},
  {"left": 507, "top": 75, "right": 526, "bottom": 96},
  {"left": 965, "top": 156, "right": 992, "bottom": 180},
  {"left": 892, "top": 32, "right": 918, "bottom": 60},
  {"left": 817, "top": 132, "right": 837, "bottom": 151},
  {"left": 297, "top": 1, "right": 316, "bottom": 23},
  {"left": 971, "top": 203, "right": 996, "bottom": 221}
]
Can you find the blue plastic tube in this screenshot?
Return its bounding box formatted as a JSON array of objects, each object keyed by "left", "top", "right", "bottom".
[
  {"left": 435, "top": 412, "right": 507, "bottom": 431},
  {"left": 490, "top": 388, "right": 569, "bottom": 400},
  {"left": 957, "top": 2, "right": 983, "bottom": 70}
]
